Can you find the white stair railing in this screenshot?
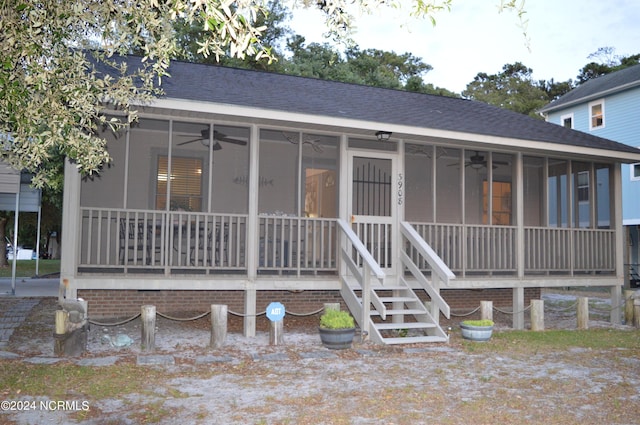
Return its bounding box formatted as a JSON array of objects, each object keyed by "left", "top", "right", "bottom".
[
  {"left": 336, "top": 219, "right": 386, "bottom": 340},
  {"left": 400, "top": 221, "right": 454, "bottom": 324}
]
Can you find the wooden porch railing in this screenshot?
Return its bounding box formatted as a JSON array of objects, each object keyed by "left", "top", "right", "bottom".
[
  {"left": 410, "top": 222, "right": 615, "bottom": 276},
  {"left": 79, "top": 208, "right": 338, "bottom": 275},
  {"left": 78, "top": 208, "right": 616, "bottom": 277},
  {"left": 257, "top": 215, "right": 337, "bottom": 275}
]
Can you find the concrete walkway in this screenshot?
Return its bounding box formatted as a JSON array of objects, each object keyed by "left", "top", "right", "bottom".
[
  {"left": 0, "top": 277, "right": 58, "bottom": 349},
  {"left": 0, "top": 298, "right": 41, "bottom": 349},
  {"left": 0, "top": 277, "right": 59, "bottom": 297}
]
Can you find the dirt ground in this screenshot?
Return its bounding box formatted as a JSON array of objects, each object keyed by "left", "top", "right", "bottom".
[{"left": 1, "top": 289, "right": 639, "bottom": 425}]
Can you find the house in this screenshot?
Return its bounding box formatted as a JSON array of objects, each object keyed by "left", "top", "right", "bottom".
[
  {"left": 539, "top": 64, "right": 640, "bottom": 287},
  {"left": 60, "top": 56, "right": 640, "bottom": 344}
]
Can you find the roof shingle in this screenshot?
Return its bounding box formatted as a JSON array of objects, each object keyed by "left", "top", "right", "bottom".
[{"left": 99, "top": 55, "right": 640, "bottom": 156}]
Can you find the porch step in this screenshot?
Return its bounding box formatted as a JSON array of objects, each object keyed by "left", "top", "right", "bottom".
[
  {"left": 383, "top": 335, "right": 448, "bottom": 345},
  {"left": 370, "top": 308, "right": 426, "bottom": 316},
  {"left": 378, "top": 296, "right": 419, "bottom": 303},
  {"left": 374, "top": 322, "right": 436, "bottom": 330},
  {"left": 356, "top": 296, "right": 421, "bottom": 304}
]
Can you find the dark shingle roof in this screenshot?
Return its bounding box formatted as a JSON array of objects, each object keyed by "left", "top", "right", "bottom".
[
  {"left": 539, "top": 63, "right": 640, "bottom": 113},
  {"left": 99, "top": 55, "right": 640, "bottom": 156}
]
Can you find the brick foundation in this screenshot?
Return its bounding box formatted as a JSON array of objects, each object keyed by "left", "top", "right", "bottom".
[{"left": 78, "top": 287, "right": 540, "bottom": 319}]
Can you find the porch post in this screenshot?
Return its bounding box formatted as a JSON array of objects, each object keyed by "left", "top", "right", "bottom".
[
  {"left": 244, "top": 124, "right": 260, "bottom": 337},
  {"left": 612, "top": 163, "right": 624, "bottom": 324},
  {"left": 60, "top": 157, "right": 81, "bottom": 300},
  {"left": 338, "top": 134, "right": 349, "bottom": 278},
  {"left": 514, "top": 153, "right": 525, "bottom": 329}
]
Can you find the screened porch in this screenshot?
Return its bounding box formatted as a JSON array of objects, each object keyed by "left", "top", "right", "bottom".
[{"left": 75, "top": 116, "right": 619, "bottom": 280}]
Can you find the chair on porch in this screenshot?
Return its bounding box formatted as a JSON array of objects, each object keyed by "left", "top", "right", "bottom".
[
  {"left": 119, "top": 218, "right": 152, "bottom": 265},
  {"left": 189, "top": 223, "right": 228, "bottom": 267}
]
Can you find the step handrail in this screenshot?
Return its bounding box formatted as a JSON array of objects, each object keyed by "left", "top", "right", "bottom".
[
  {"left": 337, "top": 219, "right": 385, "bottom": 280},
  {"left": 400, "top": 221, "right": 455, "bottom": 285},
  {"left": 337, "top": 219, "right": 386, "bottom": 337}
]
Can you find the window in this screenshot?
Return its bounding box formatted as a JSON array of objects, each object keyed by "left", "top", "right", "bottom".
[
  {"left": 632, "top": 163, "right": 640, "bottom": 181},
  {"left": 577, "top": 170, "right": 589, "bottom": 202},
  {"left": 561, "top": 113, "right": 573, "bottom": 129},
  {"left": 483, "top": 181, "right": 512, "bottom": 225},
  {"left": 156, "top": 156, "right": 203, "bottom": 211},
  {"left": 589, "top": 100, "right": 604, "bottom": 129}
]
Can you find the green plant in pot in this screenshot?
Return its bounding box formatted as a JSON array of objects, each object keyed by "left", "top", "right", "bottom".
[
  {"left": 460, "top": 319, "right": 494, "bottom": 341},
  {"left": 319, "top": 309, "right": 356, "bottom": 349}
]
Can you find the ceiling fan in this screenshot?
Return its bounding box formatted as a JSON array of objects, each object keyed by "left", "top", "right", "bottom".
[
  {"left": 178, "top": 129, "right": 247, "bottom": 149},
  {"left": 449, "top": 151, "right": 508, "bottom": 170}
]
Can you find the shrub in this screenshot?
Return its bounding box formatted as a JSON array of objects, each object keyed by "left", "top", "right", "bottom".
[
  {"left": 461, "top": 319, "right": 494, "bottom": 327},
  {"left": 319, "top": 309, "right": 355, "bottom": 329}
]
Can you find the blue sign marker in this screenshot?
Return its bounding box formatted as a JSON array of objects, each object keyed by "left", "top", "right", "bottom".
[{"left": 266, "top": 302, "right": 285, "bottom": 322}]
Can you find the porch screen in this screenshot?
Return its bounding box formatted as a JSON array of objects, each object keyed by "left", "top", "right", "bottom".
[{"left": 156, "top": 156, "right": 203, "bottom": 211}]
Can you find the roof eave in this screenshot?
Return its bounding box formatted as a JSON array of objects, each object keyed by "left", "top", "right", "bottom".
[
  {"left": 148, "top": 97, "right": 640, "bottom": 163},
  {"left": 539, "top": 80, "right": 640, "bottom": 114}
]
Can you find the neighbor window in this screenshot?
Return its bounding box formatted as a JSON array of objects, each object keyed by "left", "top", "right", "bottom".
[
  {"left": 631, "top": 163, "right": 640, "bottom": 181},
  {"left": 589, "top": 100, "right": 604, "bottom": 129},
  {"left": 561, "top": 113, "right": 573, "bottom": 129},
  {"left": 577, "top": 171, "right": 589, "bottom": 202}
]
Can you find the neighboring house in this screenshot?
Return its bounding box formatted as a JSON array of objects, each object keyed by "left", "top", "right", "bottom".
[
  {"left": 539, "top": 64, "right": 640, "bottom": 287},
  {"left": 60, "top": 56, "right": 640, "bottom": 345}
]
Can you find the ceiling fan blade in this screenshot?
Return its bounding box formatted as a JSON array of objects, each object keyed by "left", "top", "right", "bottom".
[
  {"left": 177, "top": 138, "right": 200, "bottom": 145},
  {"left": 213, "top": 131, "right": 247, "bottom": 146}
]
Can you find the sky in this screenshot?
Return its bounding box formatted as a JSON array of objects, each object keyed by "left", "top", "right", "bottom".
[{"left": 288, "top": 0, "right": 640, "bottom": 93}]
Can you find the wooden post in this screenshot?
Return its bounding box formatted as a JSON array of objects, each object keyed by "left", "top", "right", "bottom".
[
  {"left": 624, "top": 290, "right": 635, "bottom": 325},
  {"left": 480, "top": 301, "right": 493, "bottom": 322},
  {"left": 53, "top": 310, "right": 68, "bottom": 356},
  {"left": 576, "top": 297, "right": 589, "bottom": 330},
  {"left": 530, "top": 299, "right": 544, "bottom": 331},
  {"left": 634, "top": 299, "right": 640, "bottom": 328},
  {"left": 141, "top": 305, "right": 156, "bottom": 352},
  {"left": 210, "top": 304, "right": 228, "bottom": 349},
  {"left": 269, "top": 320, "right": 284, "bottom": 345}
]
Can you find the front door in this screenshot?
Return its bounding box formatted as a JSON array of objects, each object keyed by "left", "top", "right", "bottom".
[{"left": 348, "top": 151, "right": 398, "bottom": 273}]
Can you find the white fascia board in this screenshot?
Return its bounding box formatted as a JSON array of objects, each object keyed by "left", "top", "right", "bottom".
[
  {"left": 153, "top": 97, "right": 640, "bottom": 163},
  {"left": 539, "top": 80, "right": 640, "bottom": 114}
]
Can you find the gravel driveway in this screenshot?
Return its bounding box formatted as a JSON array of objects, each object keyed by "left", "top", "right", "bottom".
[{"left": 1, "top": 289, "right": 639, "bottom": 424}]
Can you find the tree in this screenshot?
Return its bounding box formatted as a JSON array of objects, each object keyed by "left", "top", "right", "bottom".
[
  {"left": 462, "top": 62, "right": 551, "bottom": 118},
  {"left": 1, "top": 0, "right": 527, "bottom": 188},
  {"left": 576, "top": 47, "right": 640, "bottom": 84}
]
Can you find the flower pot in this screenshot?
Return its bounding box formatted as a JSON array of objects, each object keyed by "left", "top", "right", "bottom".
[
  {"left": 460, "top": 322, "right": 494, "bottom": 341},
  {"left": 318, "top": 327, "right": 355, "bottom": 349}
]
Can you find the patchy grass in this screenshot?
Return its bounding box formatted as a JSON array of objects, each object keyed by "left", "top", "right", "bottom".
[
  {"left": 461, "top": 328, "right": 640, "bottom": 354},
  {"left": 0, "top": 259, "right": 60, "bottom": 278},
  {"left": 0, "top": 363, "right": 165, "bottom": 399}
]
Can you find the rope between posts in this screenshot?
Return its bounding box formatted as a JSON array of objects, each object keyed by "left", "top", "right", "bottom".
[
  {"left": 88, "top": 306, "right": 327, "bottom": 325},
  {"left": 228, "top": 307, "right": 325, "bottom": 317},
  {"left": 89, "top": 313, "right": 141, "bottom": 327},
  {"left": 544, "top": 302, "right": 578, "bottom": 313},
  {"left": 450, "top": 306, "right": 480, "bottom": 318},
  {"left": 156, "top": 311, "right": 210, "bottom": 321},
  {"left": 494, "top": 305, "right": 532, "bottom": 315}
]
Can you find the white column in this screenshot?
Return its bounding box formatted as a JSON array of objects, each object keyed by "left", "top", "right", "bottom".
[
  {"left": 612, "top": 163, "right": 624, "bottom": 324},
  {"left": 60, "top": 157, "right": 81, "bottom": 300}
]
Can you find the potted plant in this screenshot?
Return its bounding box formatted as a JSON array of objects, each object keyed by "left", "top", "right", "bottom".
[
  {"left": 318, "top": 308, "right": 356, "bottom": 349},
  {"left": 460, "top": 319, "right": 494, "bottom": 341}
]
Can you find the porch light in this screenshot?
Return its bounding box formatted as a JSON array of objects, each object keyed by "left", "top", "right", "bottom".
[{"left": 375, "top": 131, "right": 392, "bottom": 142}]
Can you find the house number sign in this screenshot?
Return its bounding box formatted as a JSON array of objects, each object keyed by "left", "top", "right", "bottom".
[{"left": 397, "top": 173, "right": 404, "bottom": 205}]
